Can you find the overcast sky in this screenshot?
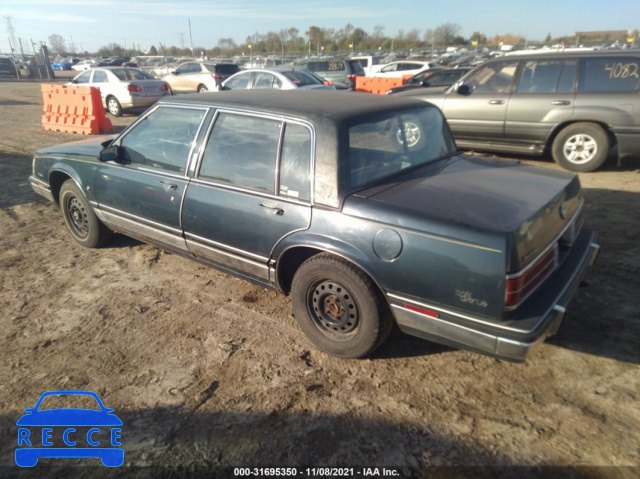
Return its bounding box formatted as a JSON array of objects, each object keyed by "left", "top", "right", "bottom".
[{"left": 1, "top": 0, "right": 638, "bottom": 54}]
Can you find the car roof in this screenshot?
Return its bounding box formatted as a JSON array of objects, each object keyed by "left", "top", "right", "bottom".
[
  {"left": 500, "top": 50, "right": 640, "bottom": 60},
  {"left": 159, "top": 89, "right": 430, "bottom": 122}
]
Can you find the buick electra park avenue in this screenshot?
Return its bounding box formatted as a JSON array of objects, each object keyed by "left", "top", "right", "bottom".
[{"left": 29, "top": 90, "right": 599, "bottom": 361}]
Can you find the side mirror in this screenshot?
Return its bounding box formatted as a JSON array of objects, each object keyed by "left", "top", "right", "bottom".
[
  {"left": 457, "top": 83, "right": 471, "bottom": 95},
  {"left": 99, "top": 144, "right": 124, "bottom": 163}
]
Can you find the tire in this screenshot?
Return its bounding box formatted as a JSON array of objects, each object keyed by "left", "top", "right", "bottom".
[
  {"left": 392, "top": 114, "right": 426, "bottom": 151},
  {"left": 59, "top": 180, "right": 113, "bottom": 248},
  {"left": 551, "top": 122, "right": 610, "bottom": 172},
  {"left": 291, "top": 253, "right": 393, "bottom": 358},
  {"left": 106, "top": 96, "right": 123, "bottom": 117},
  {"left": 197, "top": 84, "right": 208, "bottom": 93}
]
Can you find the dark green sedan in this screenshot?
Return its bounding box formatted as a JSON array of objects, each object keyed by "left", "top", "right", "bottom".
[{"left": 29, "top": 90, "right": 599, "bottom": 361}]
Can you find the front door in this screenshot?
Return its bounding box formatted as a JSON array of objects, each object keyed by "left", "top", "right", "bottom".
[
  {"left": 181, "top": 111, "right": 313, "bottom": 284},
  {"left": 443, "top": 60, "right": 519, "bottom": 143},
  {"left": 94, "top": 105, "right": 208, "bottom": 251}
]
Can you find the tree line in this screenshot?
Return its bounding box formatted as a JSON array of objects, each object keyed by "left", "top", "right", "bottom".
[{"left": 48, "top": 23, "right": 637, "bottom": 58}]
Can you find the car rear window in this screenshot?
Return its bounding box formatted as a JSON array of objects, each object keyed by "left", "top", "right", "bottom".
[
  {"left": 578, "top": 57, "right": 640, "bottom": 93},
  {"left": 111, "top": 68, "right": 154, "bottom": 81},
  {"left": 348, "top": 107, "right": 456, "bottom": 190},
  {"left": 307, "top": 61, "right": 345, "bottom": 73},
  {"left": 208, "top": 64, "right": 240, "bottom": 75},
  {"left": 283, "top": 70, "right": 323, "bottom": 86}
]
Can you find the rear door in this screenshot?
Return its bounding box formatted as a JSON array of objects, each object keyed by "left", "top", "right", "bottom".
[
  {"left": 442, "top": 59, "right": 519, "bottom": 142},
  {"left": 181, "top": 111, "right": 313, "bottom": 283},
  {"left": 94, "top": 105, "right": 208, "bottom": 251},
  {"left": 505, "top": 58, "right": 576, "bottom": 146}
]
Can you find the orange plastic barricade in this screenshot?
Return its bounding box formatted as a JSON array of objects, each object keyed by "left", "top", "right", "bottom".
[
  {"left": 41, "top": 84, "right": 112, "bottom": 135},
  {"left": 355, "top": 76, "right": 407, "bottom": 95}
]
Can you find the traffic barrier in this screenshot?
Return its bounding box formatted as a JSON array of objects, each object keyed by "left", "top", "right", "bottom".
[
  {"left": 355, "top": 76, "right": 410, "bottom": 95},
  {"left": 41, "top": 84, "right": 112, "bottom": 135}
]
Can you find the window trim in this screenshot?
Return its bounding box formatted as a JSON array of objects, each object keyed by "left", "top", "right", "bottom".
[
  {"left": 113, "top": 104, "right": 210, "bottom": 177},
  {"left": 193, "top": 107, "right": 316, "bottom": 206}
]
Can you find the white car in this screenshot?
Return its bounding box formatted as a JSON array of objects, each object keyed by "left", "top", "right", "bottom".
[
  {"left": 71, "top": 59, "right": 96, "bottom": 71},
  {"left": 69, "top": 67, "right": 170, "bottom": 117},
  {"left": 368, "top": 60, "right": 441, "bottom": 78},
  {"left": 221, "top": 68, "right": 336, "bottom": 91}
]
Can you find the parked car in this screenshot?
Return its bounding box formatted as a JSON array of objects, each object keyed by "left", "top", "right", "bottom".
[
  {"left": 71, "top": 59, "right": 97, "bottom": 71},
  {"left": 29, "top": 90, "right": 598, "bottom": 361},
  {"left": 161, "top": 61, "right": 240, "bottom": 93},
  {"left": 52, "top": 60, "right": 72, "bottom": 71},
  {"left": 220, "top": 67, "right": 336, "bottom": 91},
  {"left": 294, "top": 58, "right": 365, "bottom": 90},
  {"left": 387, "top": 67, "right": 472, "bottom": 94},
  {"left": 350, "top": 55, "right": 383, "bottom": 76},
  {"left": 397, "top": 51, "right": 640, "bottom": 172},
  {"left": 68, "top": 67, "right": 170, "bottom": 117},
  {"left": 0, "top": 57, "right": 17, "bottom": 76},
  {"left": 97, "top": 56, "right": 131, "bottom": 67},
  {"left": 368, "top": 60, "right": 442, "bottom": 78}
]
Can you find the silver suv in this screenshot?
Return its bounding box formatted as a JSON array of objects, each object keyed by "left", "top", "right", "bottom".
[{"left": 398, "top": 51, "right": 640, "bottom": 171}]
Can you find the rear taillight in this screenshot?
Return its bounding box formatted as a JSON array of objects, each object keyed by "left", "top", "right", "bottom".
[
  {"left": 211, "top": 73, "right": 221, "bottom": 80},
  {"left": 506, "top": 244, "right": 558, "bottom": 308},
  {"left": 160, "top": 83, "right": 169, "bottom": 91},
  {"left": 323, "top": 80, "right": 333, "bottom": 86},
  {"left": 127, "top": 84, "right": 142, "bottom": 92},
  {"left": 346, "top": 74, "right": 357, "bottom": 81}
]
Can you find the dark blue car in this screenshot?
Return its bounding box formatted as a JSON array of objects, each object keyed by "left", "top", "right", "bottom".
[{"left": 16, "top": 390, "right": 123, "bottom": 467}]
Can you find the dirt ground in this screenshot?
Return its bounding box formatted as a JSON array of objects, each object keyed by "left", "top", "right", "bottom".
[{"left": 0, "top": 73, "right": 639, "bottom": 477}]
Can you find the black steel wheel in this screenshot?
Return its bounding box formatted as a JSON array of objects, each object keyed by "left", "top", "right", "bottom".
[
  {"left": 60, "top": 180, "right": 113, "bottom": 248},
  {"left": 291, "top": 253, "right": 393, "bottom": 358}
]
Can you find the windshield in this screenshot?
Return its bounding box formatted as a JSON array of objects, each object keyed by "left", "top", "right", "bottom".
[
  {"left": 348, "top": 106, "right": 456, "bottom": 190},
  {"left": 111, "top": 68, "right": 155, "bottom": 81}
]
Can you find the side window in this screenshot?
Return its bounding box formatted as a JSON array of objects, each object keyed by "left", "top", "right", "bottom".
[
  {"left": 188, "top": 63, "right": 202, "bottom": 73},
  {"left": 467, "top": 61, "right": 518, "bottom": 94},
  {"left": 75, "top": 71, "right": 92, "bottom": 84},
  {"left": 120, "top": 107, "right": 206, "bottom": 173},
  {"left": 253, "top": 72, "right": 276, "bottom": 89},
  {"left": 381, "top": 63, "right": 398, "bottom": 73},
  {"left": 224, "top": 73, "right": 250, "bottom": 90},
  {"left": 279, "top": 124, "right": 311, "bottom": 201},
  {"left": 556, "top": 60, "right": 576, "bottom": 93},
  {"left": 175, "top": 64, "right": 189, "bottom": 74},
  {"left": 199, "top": 113, "right": 280, "bottom": 193},
  {"left": 517, "top": 60, "right": 562, "bottom": 93},
  {"left": 92, "top": 70, "right": 108, "bottom": 83},
  {"left": 579, "top": 57, "right": 640, "bottom": 93}
]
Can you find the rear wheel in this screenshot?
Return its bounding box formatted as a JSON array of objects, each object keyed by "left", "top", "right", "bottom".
[
  {"left": 291, "top": 253, "right": 392, "bottom": 358},
  {"left": 197, "top": 84, "right": 208, "bottom": 93},
  {"left": 60, "top": 180, "right": 113, "bottom": 248},
  {"left": 106, "top": 96, "right": 123, "bottom": 117},
  {"left": 551, "top": 123, "right": 610, "bottom": 172},
  {"left": 392, "top": 114, "right": 426, "bottom": 151}
]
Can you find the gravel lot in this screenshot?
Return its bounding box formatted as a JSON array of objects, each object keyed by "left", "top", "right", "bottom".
[{"left": 0, "top": 73, "right": 639, "bottom": 477}]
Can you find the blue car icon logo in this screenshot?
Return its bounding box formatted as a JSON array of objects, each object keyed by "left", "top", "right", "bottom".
[{"left": 16, "top": 390, "right": 123, "bottom": 467}]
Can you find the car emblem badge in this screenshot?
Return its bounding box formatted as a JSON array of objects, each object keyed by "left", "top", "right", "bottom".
[{"left": 559, "top": 204, "right": 566, "bottom": 220}]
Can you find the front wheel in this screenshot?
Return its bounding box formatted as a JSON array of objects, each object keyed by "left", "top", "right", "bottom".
[
  {"left": 392, "top": 114, "right": 426, "bottom": 151},
  {"left": 106, "top": 96, "right": 123, "bottom": 117},
  {"left": 291, "top": 253, "right": 392, "bottom": 358},
  {"left": 60, "top": 180, "right": 113, "bottom": 248},
  {"left": 551, "top": 123, "right": 610, "bottom": 172}
]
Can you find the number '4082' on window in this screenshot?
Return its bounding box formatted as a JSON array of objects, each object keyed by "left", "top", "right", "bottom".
[{"left": 604, "top": 62, "right": 639, "bottom": 79}]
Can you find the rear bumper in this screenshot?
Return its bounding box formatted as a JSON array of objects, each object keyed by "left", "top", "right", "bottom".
[{"left": 389, "top": 230, "right": 599, "bottom": 362}]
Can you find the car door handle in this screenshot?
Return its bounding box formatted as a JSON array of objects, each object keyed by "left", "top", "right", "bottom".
[
  {"left": 259, "top": 203, "right": 284, "bottom": 216},
  {"left": 160, "top": 181, "right": 178, "bottom": 190},
  {"left": 488, "top": 100, "right": 505, "bottom": 105},
  {"left": 552, "top": 100, "right": 571, "bottom": 105}
]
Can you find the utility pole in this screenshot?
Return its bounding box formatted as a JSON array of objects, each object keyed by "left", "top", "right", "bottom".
[{"left": 188, "top": 19, "right": 195, "bottom": 57}]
